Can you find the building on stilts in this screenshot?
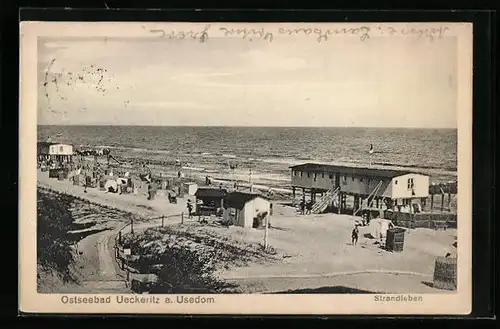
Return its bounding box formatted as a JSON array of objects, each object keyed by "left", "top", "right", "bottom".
[{"left": 289, "top": 163, "right": 431, "bottom": 216}]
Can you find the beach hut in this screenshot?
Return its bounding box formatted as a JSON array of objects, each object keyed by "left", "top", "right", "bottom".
[
  {"left": 224, "top": 191, "right": 271, "bottom": 228},
  {"left": 184, "top": 182, "right": 199, "bottom": 196},
  {"left": 194, "top": 187, "right": 228, "bottom": 216},
  {"left": 368, "top": 217, "right": 394, "bottom": 241},
  {"left": 104, "top": 179, "right": 118, "bottom": 193}
]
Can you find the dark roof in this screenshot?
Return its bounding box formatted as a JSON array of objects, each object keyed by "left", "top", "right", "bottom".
[
  {"left": 37, "top": 141, "right": 72, "bottom": 147},
  {"left": 195, "top": 188, "right": 228, "bottom": 198},
  {"left": 37, "top": 141, "right": 53, "bottom": 147},
  {"left": 224, "top": 191, "right": 270, "bottom": 209},
  {"left": 289, "top": 163, "right": 426, "bottom": 179}
]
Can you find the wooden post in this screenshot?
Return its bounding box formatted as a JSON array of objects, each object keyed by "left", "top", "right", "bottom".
[
  {"left": 447, "top": 192, "right": 452, "bottom": 210},
  {"left": 292, "top": 187, "right": 296, "bottom": 198},
  {"left": 337, "top": 192, "right": 342, "bottom": 214},
  {"left": 118, "top": 231, "right": 122, "bottom": 245},
  {"left": 431, "top": 194, "right": 434, "bottom": 212},
  {"left": 181, "top": 212, "right": 184, "bottom": 224},
  {"left": 161, "top": 215, "right": 164, "bottom": 227},
  {"left": 126, "top": 270, "right": 130, "bottom": 281},
  {"left": 354, "top": 195, "right": 359, "bottom": 214},
  {"left": 441, "top": 193, "right": 445, "bottom": 212},
  {"left": 131, "top": 217, "right": 134, "bottom": 235},
  {"left": 264, "top": 214, "right": 269, "bottom": 251}
]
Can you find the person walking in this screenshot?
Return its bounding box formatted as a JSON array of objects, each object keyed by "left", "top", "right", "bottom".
[{"left": 352, "top": 225, "right": 359, "bottom": 245}]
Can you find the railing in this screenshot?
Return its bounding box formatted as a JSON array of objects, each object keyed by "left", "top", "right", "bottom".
[
  {"left": 353, "top": 180, "right": 383, "bottom": 216},
  {"left": 311, "top": 186, "right": 340, "bottom": 214}
]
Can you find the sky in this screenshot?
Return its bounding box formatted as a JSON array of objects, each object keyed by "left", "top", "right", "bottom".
[{"left": 37, "top": 34, "right": 458, "bottom": 128}]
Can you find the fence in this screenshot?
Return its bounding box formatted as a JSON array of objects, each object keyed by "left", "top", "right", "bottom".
[
  {"left": 114, "top": 211, "right": 201, "bottom": 292},
  {"left": 383, "top": 210, "right": 457, "bottom": 230}
]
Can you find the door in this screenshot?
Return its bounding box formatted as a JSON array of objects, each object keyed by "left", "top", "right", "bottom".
[{"left": 335, "top": 173, "right": 340, "bottom": 187}]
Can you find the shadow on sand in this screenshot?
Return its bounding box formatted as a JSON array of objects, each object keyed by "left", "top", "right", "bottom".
[
  {"left": 271, "top": 286, "right": 377, "bottom": 294},
  {"left": 421, "top": 281, "right": 434, "bottom": 288},
  {"left": 270, "top": 226, "right": 291, "bottom": 232}
]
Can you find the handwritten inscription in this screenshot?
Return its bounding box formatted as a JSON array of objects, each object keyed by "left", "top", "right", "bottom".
[
  {"left": 148, "top": 24, "right": 451, "bottom": 43},
  {"left": 278, "top": 26, "right": 371, "bottom": 42},
  {"left": 148, "top": 24, "right": 210, "bottom": 42},
  {"left": 219, "top": 27, "right": 274, "bottom": 42}
]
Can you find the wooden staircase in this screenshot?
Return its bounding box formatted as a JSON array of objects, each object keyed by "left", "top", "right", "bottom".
[{"left": 311, "top": 187, "right": 340, "bottom": 214}]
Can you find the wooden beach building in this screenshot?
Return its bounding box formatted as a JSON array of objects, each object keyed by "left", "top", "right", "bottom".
[
  {"left": 223, "top": 191, "right": 271, "bottom": 228},
  {"left": 194, "top": 187, "right": 228, "bottom": 215},
  {"left": 37, "top": 142, "right": 74, "bottom": 163},
  {"left": 290, "top": 163, "right": 430, "bottom": 215}
]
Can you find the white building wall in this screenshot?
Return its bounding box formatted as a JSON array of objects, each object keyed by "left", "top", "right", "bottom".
[
  {"left": 49, "top": 144, "right": 73, "bottom": 155},
  {"left": 230, "top": 197, "right": 271, "bottom": 228},
  {"left": 390, "top": 174, "right": 429, "bottom": 199}
]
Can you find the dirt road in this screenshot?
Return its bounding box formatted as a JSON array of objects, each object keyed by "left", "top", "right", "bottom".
[{"left": 73, "top": 222, "right": 131, "bottom": 293}]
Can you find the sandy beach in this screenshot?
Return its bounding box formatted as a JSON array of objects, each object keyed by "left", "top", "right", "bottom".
[{"left": 37, "top": 169, "right": 457, "bottom": 294}]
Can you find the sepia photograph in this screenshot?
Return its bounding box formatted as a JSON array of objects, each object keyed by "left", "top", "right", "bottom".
[{"left": 19, "top": 21, "right": 473, "bottom": 314}]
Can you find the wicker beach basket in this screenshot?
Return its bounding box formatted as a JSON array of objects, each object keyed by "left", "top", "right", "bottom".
[{"left": 433, "top": 256, "right": 457, "bottom": 290}]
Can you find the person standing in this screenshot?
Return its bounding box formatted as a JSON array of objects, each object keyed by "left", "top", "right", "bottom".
[
  {"left": 187, "top": 200, "right": 193, "bottom": 219},
  {"left": 305, "top": 200, "right": 312, "bottom": 215},
  {"left": 299, "top": 199, "right": 305, "bottom": 215},
  {"left": 352, "top": 225, "right": 359, "bottom": 245}
]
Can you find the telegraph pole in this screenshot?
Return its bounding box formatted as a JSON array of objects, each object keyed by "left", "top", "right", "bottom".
[
  {"left": 263, "top": 213, "right": 269, "bottom": 251},
  {"left": 249, "top": 167, "right": 253, "bottom": 192},
  {"left": 369, "top": 144, "right": 374, "bottom": 167}
]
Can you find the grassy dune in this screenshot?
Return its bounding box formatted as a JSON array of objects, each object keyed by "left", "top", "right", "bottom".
[
  {"left": 122, "top": 223, "right": 278, "bottom": 293},
  {"left": 37, "top": 190, "right": 79, "bottom": 288}
]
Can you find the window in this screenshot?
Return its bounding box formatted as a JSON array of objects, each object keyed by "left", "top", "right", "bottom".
[
  {"left": 407, "top": 178, "right": 414, "bottom": 190},
  {"left": 59, "top": 146, "right": 64, "bottom": 152},
  {"left": 329, "top": 173, "right": 333, "bottom": 179},
  {"left": 307, "top": 172, "right": 311, "bottom": 178},
  {"left": 300, "top": 172, "right": 303, "bottom": 177},
  {"left": 394, "top": 180, "right": 398, "bottom": 185}
]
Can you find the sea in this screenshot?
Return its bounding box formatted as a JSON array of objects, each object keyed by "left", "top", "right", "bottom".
[{"left": 37, "top": 126, "right": 457, "bottom": 184}]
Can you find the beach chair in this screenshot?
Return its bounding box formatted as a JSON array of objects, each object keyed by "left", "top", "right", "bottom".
[{"left": 168, "top": 194, "right": 177, "bottom": 204}]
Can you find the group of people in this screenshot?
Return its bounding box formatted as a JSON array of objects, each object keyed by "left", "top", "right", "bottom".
[{"left": 298, "top": 199, "right": 314, "bottom": 215}]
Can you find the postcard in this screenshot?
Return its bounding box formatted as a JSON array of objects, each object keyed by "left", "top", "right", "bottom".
[{"left": 19, "top": 21, "right": 472, "bottom": 315}]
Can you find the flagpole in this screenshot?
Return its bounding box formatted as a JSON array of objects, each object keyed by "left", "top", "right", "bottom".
[{"left": 369, "top": 144, "right": 374, "bottom": 168}]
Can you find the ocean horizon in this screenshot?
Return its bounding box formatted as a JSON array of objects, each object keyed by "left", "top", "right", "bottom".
[{"left": 37, "top": 125, "right": 458, "bottom": 183}]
